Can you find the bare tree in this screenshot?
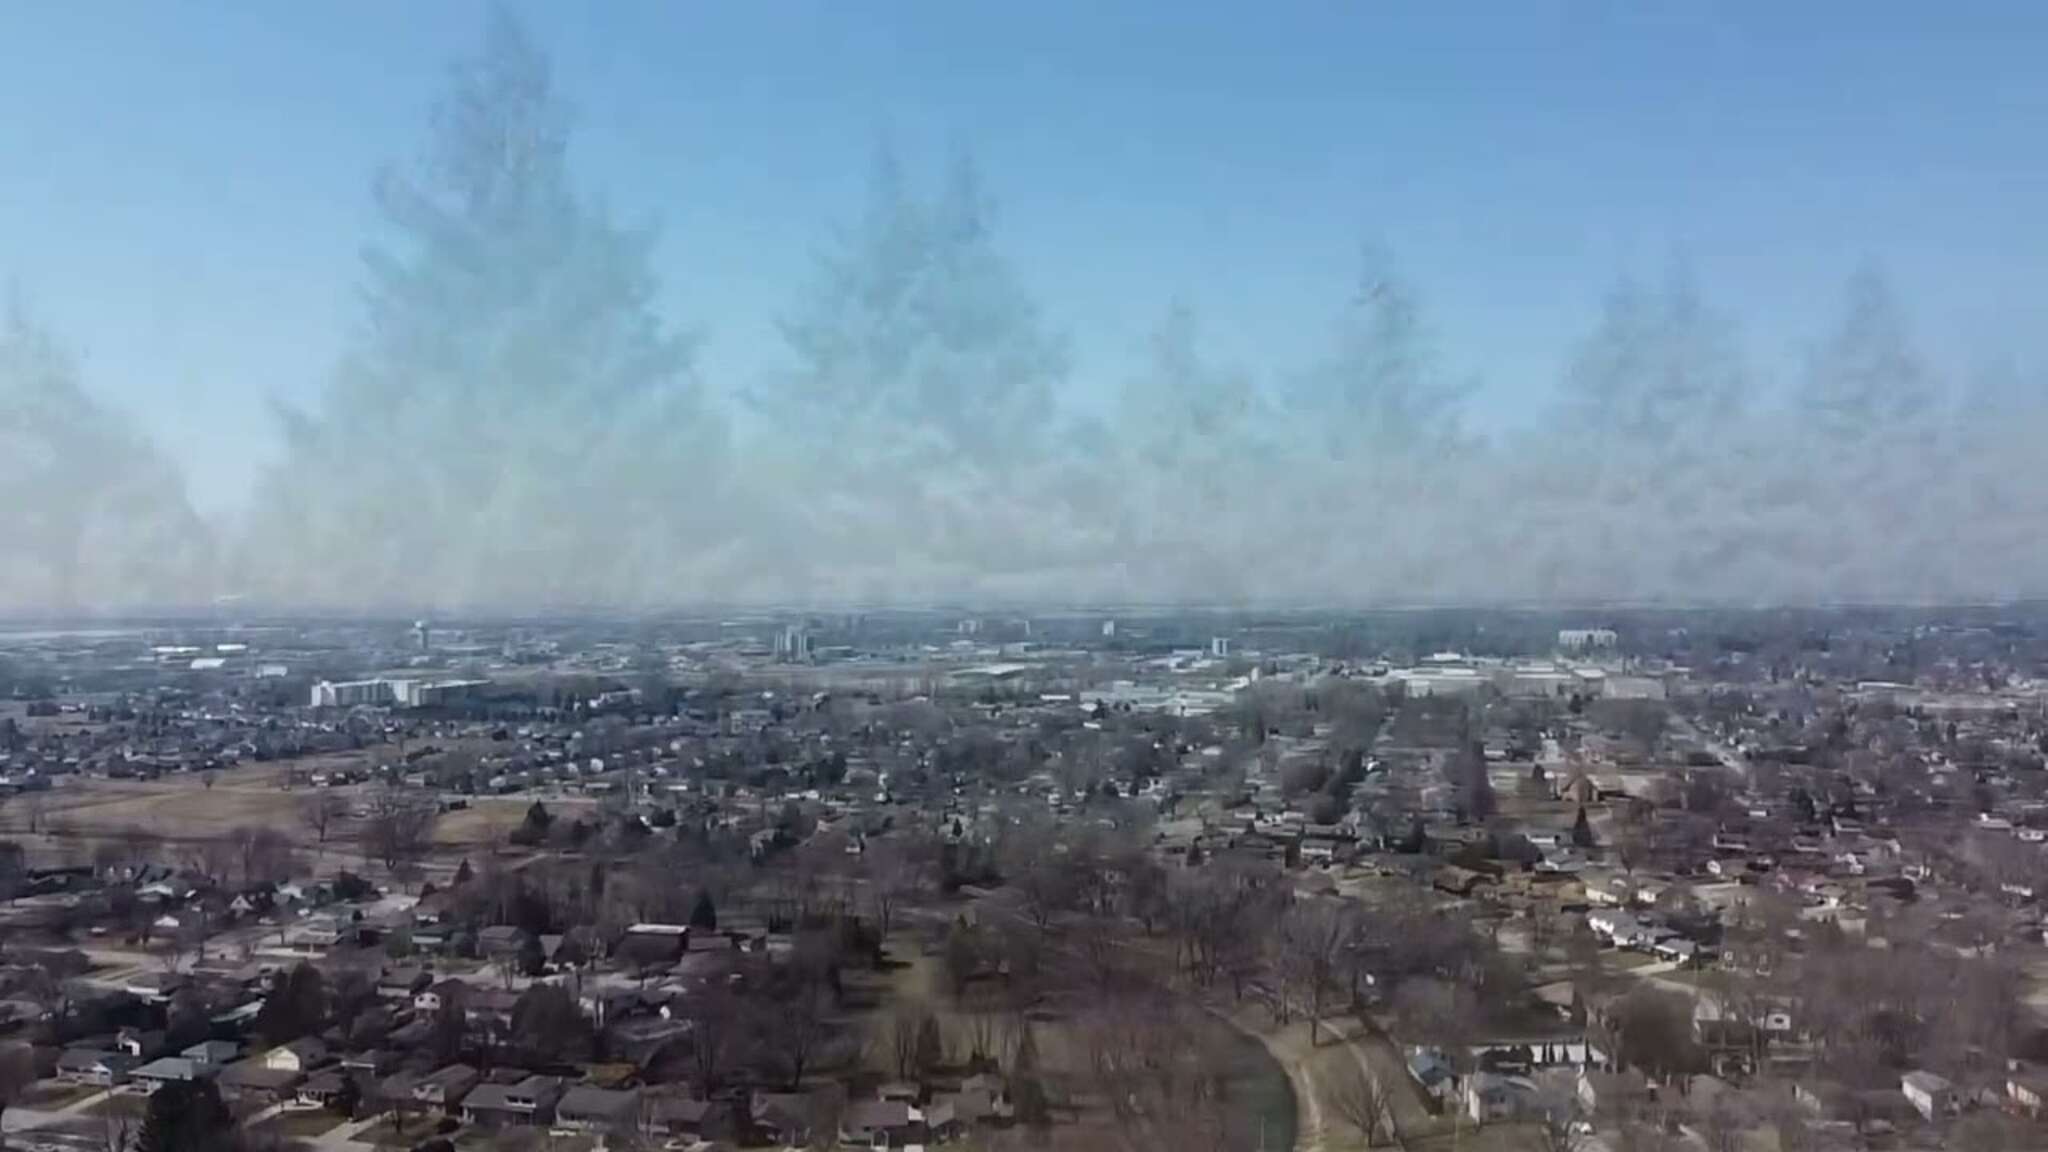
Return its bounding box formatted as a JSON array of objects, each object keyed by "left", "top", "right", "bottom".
[
  {"left": 157, "top": 917, "right": 210, "bottom": 973},
  {"left": 889, "top": 1006, "right": 930, "bottom": 1081},
  {"left": 1520, "top": 1078, "right": 1587, "bottom": 1152},
  {"left": 956, "top": 1010, "right": 1001, "bottom": 1070},
  {"left": 684, "top": 983, "right": 744, "bottom": 1094},
  {"left": 230, "top": 825, "right": 293, "bottom": 887},
  {"left": 863, "top": 840, "right": 918, "bottom": 938},
  {"left": 757, "top": 976, "right": 833, "bottom": 1089},
  {"left": 182, "top": 839, "right": 237, "bottom": 888},
  {"left": 1323, "top": 1056, "right": 1394, "bottom": 1146},
  {"left": 363, "top": 788, "right": 438, "bottom": 879},
  {"left": 299, "top": 791, "right": 347, "bottom": 845},
  {"left": 1276, "top": 898, "right": 1356, "bottom": 1044}
]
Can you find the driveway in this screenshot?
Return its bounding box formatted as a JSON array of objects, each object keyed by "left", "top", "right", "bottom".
[
  {"left": 2, "top": 1089, "right": 113, "bottom": 1134},
  {"left": 306, "top": 1110, "right": 388, "bottom": 1152}
]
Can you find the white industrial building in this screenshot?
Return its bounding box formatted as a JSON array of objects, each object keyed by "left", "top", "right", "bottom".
[{"left": 310, "top": 677, "right": 486, "bottom": 709}]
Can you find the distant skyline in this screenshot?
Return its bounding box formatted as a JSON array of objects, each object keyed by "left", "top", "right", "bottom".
[{"left": 4, "top": 1, "right": 2048, "bottom": 520}]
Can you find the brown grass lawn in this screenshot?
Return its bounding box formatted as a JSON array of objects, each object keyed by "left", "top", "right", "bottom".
[
  {"left": 249, "top": 1106, "right": 345, "bottom": 1144},
  {"left": 0, "top": 756, "right": 537, "bottom": 871},
  {"left": 77, "top": 1091, "right": 149, "bottom": 1123},
  {"left": 17, "top": 1080, "right": 101, "bottom": 1110},
  {"left": 432, "top": 799, "right": 533, "bottom": 848},
  {"left": 0, "top": 761, "right": 328, "bottom": 842}
]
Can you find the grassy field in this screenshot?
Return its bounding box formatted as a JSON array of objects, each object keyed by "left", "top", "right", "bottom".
[
  {"left": 0, "top": 757, "right": 542, "bottom": 872},
  {"left": 0, "top": 761, "right": 330, "bottom": 842}
]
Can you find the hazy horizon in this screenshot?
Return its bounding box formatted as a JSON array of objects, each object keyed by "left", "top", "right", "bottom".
[{"left": 5, "top": 3, "right": 2048, "bottom": 612}]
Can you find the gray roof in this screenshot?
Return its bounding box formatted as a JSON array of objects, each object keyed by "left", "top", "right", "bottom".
[
  {"left": 216, "top": 1062, "right": 303, "bottom": 1090},
  {"left": 557, "top": 1086, "right": 639, "bottom": 1121},
  {"left": 57, "top": 1048, "right": 135, "bottom": 1073},
  {"left": 843, "top": 1100, "right": 914, "bottom": 1134},
  {"left": 132, "top": 1057, "right": 209, "bottom": 1082},
  {"left": 183, "top": 1040, "right": 241, "bottom": 1063},
  {"left": 464, "top": 1076, "right": 561, "bottom": 1113}
]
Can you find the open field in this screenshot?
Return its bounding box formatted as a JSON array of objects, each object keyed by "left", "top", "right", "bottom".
[
  {"left": 0, "top": 761, "right": 334, "bottom": 841},
  {"left": 0, "top": 760, "right": 557, "bottom": 872}
]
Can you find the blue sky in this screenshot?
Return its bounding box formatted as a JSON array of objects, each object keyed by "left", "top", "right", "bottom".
[{"left": 4, "top": 1, "right": 2046, "bottom": 518}]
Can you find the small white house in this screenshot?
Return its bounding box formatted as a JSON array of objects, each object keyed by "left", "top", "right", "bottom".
[
  {"left": 1902, "top": 1070, "right": 1954, "bottom": 1121},
  {"left": 264, "top": 1038, "right": 328, "bottom": 1074}
]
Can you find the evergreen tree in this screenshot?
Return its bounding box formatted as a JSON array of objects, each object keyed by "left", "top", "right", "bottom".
[
  {"left": 510, "top": 982, "right": 593, "bottom": 1062},
  {"left": 136, "top": 1079, "right": 232, "bottom": 1152},
  {"left": 689, "top": 889, "right": 717, "bottom": 930},
  {"left": 253, "top": 963, "right": 327, "bottom": 1045},
  {"left": 1571, "top": 805, "right": 1596, "bottom": 849},
  {"left": 511, "top": 801, "right": 552, "bottom": 846}
]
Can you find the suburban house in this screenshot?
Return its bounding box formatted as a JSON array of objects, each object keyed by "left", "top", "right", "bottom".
[
  {"left": 2008, "top": 1071, "right": 2048, "bottom": 1117},
  {"left": 122, "top": 972, "right": 183, "bottom": 1005},
  {"left": 182, "top": 1040, "right": 241, "bottom": 1067},
  {"left": 114, "top": 1029, "right": 166, "bottom": 1059},
  {"left": 1407, "top": 1048, "right": 1458, "bottom": 1106},
  {"left": 841, "top": 1099, "right": 923, "bottom": 1148},
  {"left": 931, "top": 1073, "right": 1013, "bottom": 1132},
  {"left": 341, "top": 1050, "right": 400, "bottom": 1079},
  {"left": 462, "top": 1075, "right": 563, "bottom": 1127},
  {"left": 131, "top": 1057, "right": 214, "bottom": 1095},
  {"left": 752, "top": 1091, "right": 820, "bottom": 1146},
  {"left": 264, "top": 1038, "right": 328, "bottom": 1074},
  {"left": 554, "top": 1086, "right": 641, "bottom": 1133},
  {"left": 296, "top": 1070, "right": 351, "bottom": 1109},
  {"left": 283, "top": 918, "right": 346, "bottom": 954},
  {"left": 1464, "top": 1072, "right": 1537, "bottom": 1124},
  {"left": 1902, "top": 1071, "right": 1955, "bottom": 1121},
  {"left": 214, "top": 1061, "right": 303, "bottom": 1104},
  {"left": 411, "top": 1064, "right": 481, "bottom": 1112},
  {"left": 415, "top": 978, "right": 465, "bottom": 1014},
  {"left": 476, "top": 925, "right": 526, "bottom": 960},
  {"left": 377, "top": 967, "right": 429, "bottom": 1000},
  {"left": 56, "top": 1048, "right": 136, "bottom": 1088},
  {"left": 642, "top": 1093, "right": 734, "bottom": 1144}
]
